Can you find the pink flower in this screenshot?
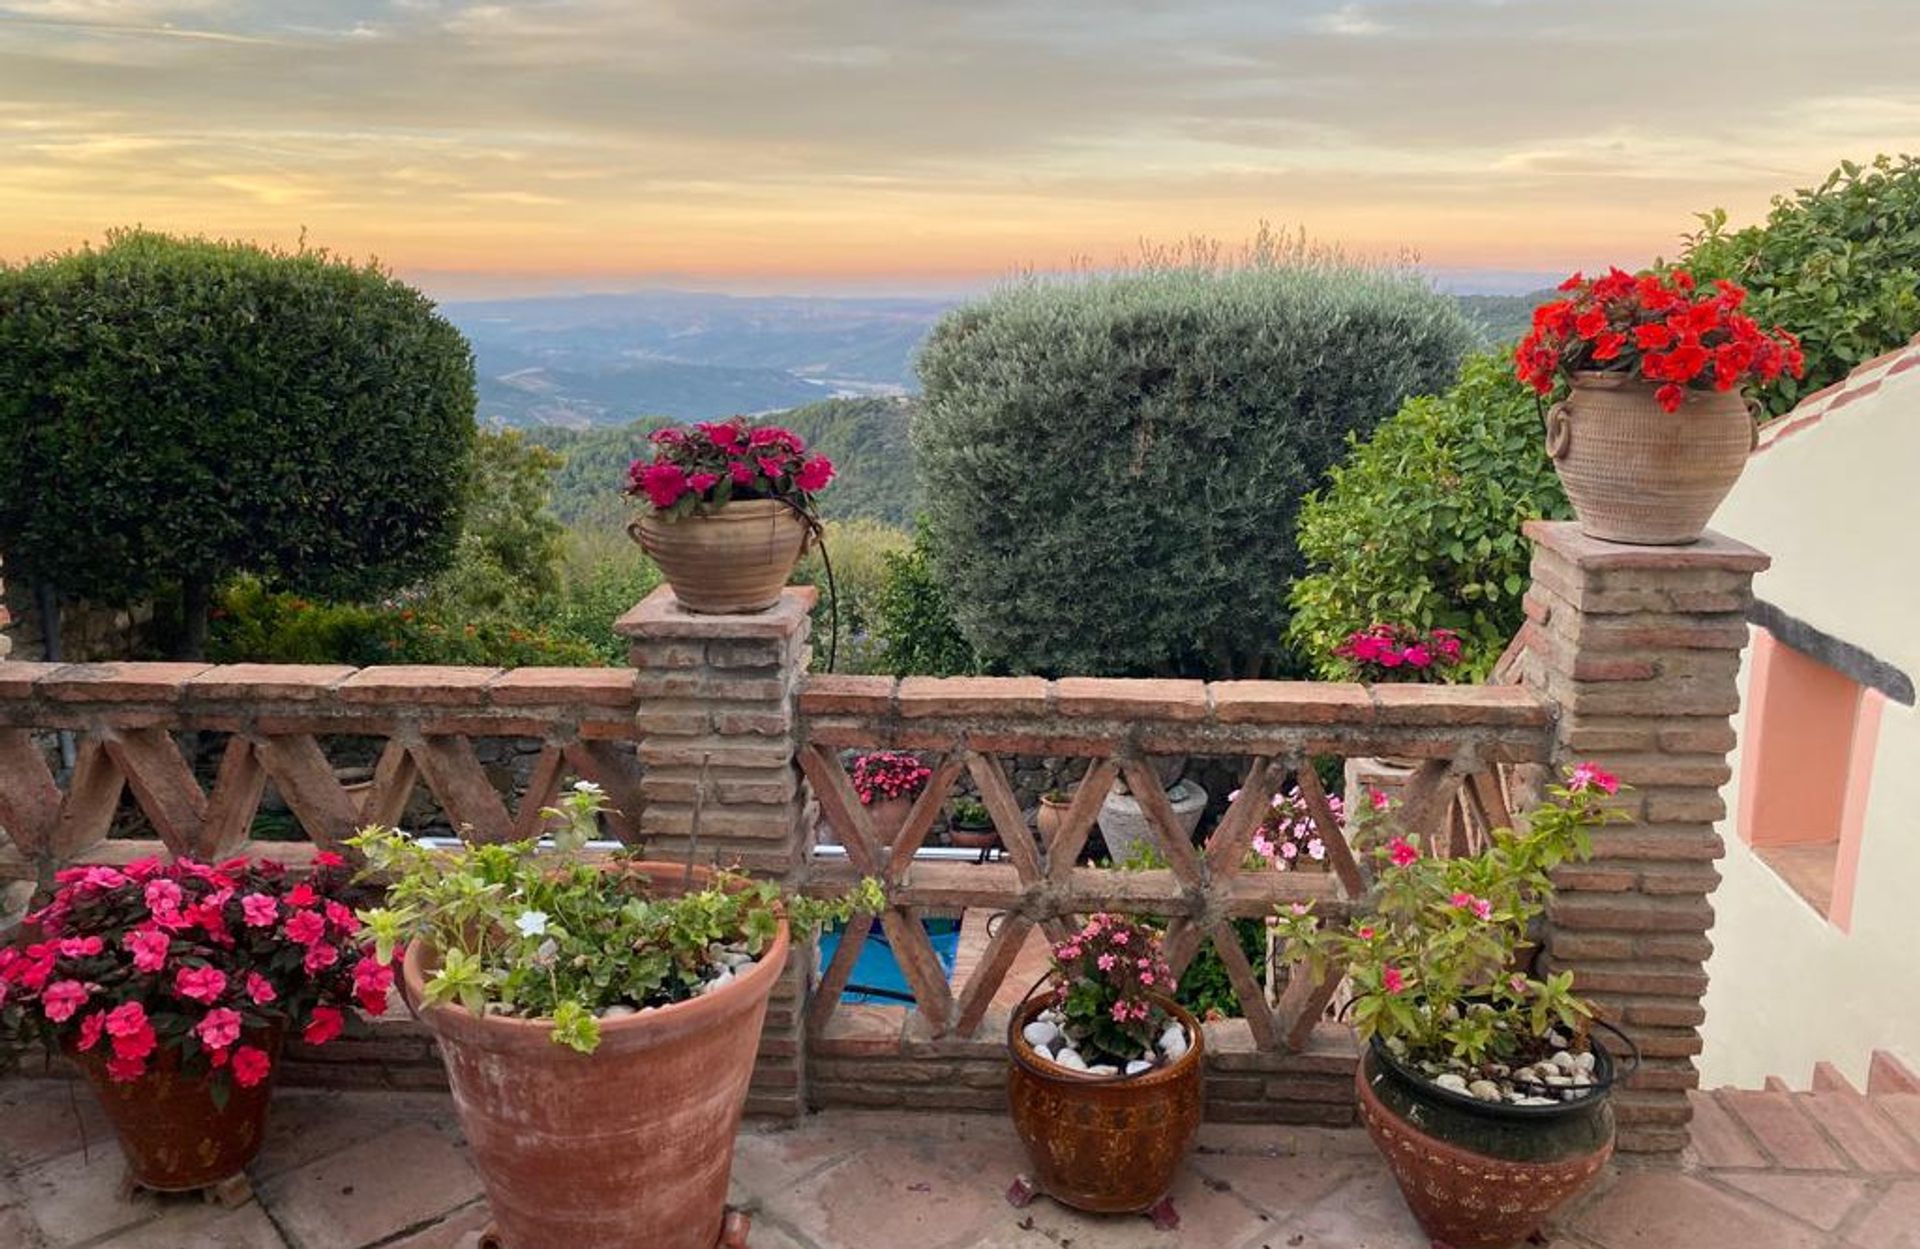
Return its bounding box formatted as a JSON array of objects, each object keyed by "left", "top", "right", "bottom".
[
  {"left": 1279, "top": 839, "right": 1299, "bottom": 859},
  {"left": 106, "top": 1054, "right": 149, "bottom": 1083},
  {"left": 287, "top": 884, "right": 317, "bottom": 908},
  {"left": 1356, "top": 925, "right": 1376, "bottom": 941},
  {"left": 1369, "top": 789, "right": 1389, "bottom": 811},
  {"left": 325, "top": 900, "right": 360, "bottom": 935},
  {"left": 1472, "top": 898, "right": 1493, "bottom": 921},
  {"left": 195, "top": 1007, "right": 243, "bottom": 1052},
  {"left": 1111, "top": 930, "right": 1130, "bottom": 946},
  {"left": 1382, "top": 967, "right": 1407, "bottom": 994},
  {"left": 104, "top": 1001, "right": 149, "bottom": 1040},
  {"left": 246, "top": 972, "right": 278, "bottom": 1005},
  {"left": 794, "top": 455, "right": 835, "bottom": 493},
  {"left": 353, "top": 958, "right": 394, "bottom": 1015},
  {"left": 1450, "top": 890, "right": 1473, "bottom": 908},
  {"left": 284, "top": 909, "right": 327, "bottom": 946},
  {"left": 688, "top": 471, "right": 720, "bottom": 494},
  {"left": 303, "top": 1006, "right": 345, "bottom": 1046},
  {"left": 314, "top": 850, "right": 348, "bottom": 869},
  {"left": 174, "top": 965, "right": 228, "bottom": 1005},
  {"left": 1306, "top": 838, "right": 1326, "bottom": 861},
  {"left": 1097, "top": 953, "right": 1116, "bottom": 971},
  {"left": 303, "top": 941, "right": 340, "bottom": 974},
  {"left": 77, "top": 1012, "right": 106, "bottom": 1052},
  {"left": 1568, "top": 762, "right": 1621, "bottom": 795},
  {"left": 638, "top": 461, "right": 690, "bottom": 509},
  {"left": 1388, "top": 837, "right": 1419, "bottom": 868},
  {"left": 143, "top": 878, "right": 183, "bottom": 917},
  {"left": 240, "top": 894, "right": 278, "bottom": 927},
  {"left": 105, "top": 1003, "right": 157, "bottom": 1063},
  {"left": 728, "top": 460, "right": 755, "bottom": 487},
  {"left": 41, "top": 979, "right": 91, "bottom": 1023},
  {"left": 57, "top": 936, "right": 103, "bottom": 959},
  {"left": 232, "top": 1046, "right": 272, "bottom": 1088}
]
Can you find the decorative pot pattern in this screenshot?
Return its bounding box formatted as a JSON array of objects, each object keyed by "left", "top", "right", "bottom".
[
  {"left": 68, "top": 1027, "right": 284, "bottom": 1193},
  {"left": 1005, "top": 994, "right": 1205, "bottom": 1214},
  {"left": 405, "top": 863, "right": 790, "bottom": 1249},
  {"left": 629, "top": 499, "right": 809, "bottom": 614},
  {"left": 1546, "top": 372, "right": 1754, "bottom": 546},
  {"left": 1355, "top": 1050, "right": 1613, "bottom": 1249}
]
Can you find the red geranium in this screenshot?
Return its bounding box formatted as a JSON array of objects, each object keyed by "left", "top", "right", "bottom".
[
  {"left": 1515, "top": 269, "right": 1804, "bottom": 414},
  {"left": 624, "top": 416, "right": 835, "bottom": 517},
  {"left": 849, "top": 751, "right": 933, "bottom": 806},
  {"left": 1335, "top": 623, "right": 1464, "bottom": 684},
  {"left": 0, "top": 856, "right": 390, "bottom": 1095}
]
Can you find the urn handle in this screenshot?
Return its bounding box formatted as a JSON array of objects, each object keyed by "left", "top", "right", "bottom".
[
  {"left": 1744, "top": 397, "right": 1764, "bottom": 452},
  {"left": 1544, "top": 401, "right": 1573, "bottom": 462}
]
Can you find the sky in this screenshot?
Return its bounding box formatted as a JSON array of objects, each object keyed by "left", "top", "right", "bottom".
[{"left": 1, "top": 0, "right": 1916, "bottom": 299}]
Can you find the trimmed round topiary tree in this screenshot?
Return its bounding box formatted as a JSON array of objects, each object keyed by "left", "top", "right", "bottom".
[
  {"left": 912, "top": 249, "right": 1474, "bottom": 677},
  {"left": 0, "top": 230, "right": 476, "bottom": 657}
]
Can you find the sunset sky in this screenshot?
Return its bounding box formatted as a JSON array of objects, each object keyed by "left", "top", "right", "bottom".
[{"left": 2, "top": 0, "right": 1916, "bottom": 298}]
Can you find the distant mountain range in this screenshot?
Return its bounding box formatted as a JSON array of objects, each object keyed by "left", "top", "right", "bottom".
[{"left": 444, "top": 285, "right": 1552, "bottom": 430}]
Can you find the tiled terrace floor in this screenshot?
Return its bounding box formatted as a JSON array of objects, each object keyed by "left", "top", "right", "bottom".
[{"left": 4, "top": 1078, "right": 1919, "bottom": 1248}]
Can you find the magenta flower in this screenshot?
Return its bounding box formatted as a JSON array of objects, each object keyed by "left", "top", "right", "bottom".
[
  {"left": 1382, "top": 966, "right": 1407, "bottom": 994},
  {"left": 41, "top": 979, "right": 91, "bottom": 1023},
  {"left": 174, "top": 965, "right": 228, "bottom": 1005},
  {"left": 1388, "top": 837, "right": 1419, "bottom": 868},
  {"left": 124, "top": 927, "right": 169, "bottom": 973},
  {"left": 1568, "top": 762, "right": 1621, "bottom": 795},
  {"left": 240, "top": 893, "right": 278, "bottom": 928},
  {"left": 194, "top": 1007, "right": 243, "bottom": 1052}
]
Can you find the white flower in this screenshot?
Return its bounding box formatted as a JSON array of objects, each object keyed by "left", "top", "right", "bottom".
[
  {"left": 515, "top": 910, "right": 549, "bottom": 938},
  {"left": 572, "top": 780, "right": 603, "bottom": 795}
]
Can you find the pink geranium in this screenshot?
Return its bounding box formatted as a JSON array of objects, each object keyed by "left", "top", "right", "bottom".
[
  {"left": 174, "top": 965, "right": 228, "bottom": 1005},
  {"left": 624, "top": 417, "right": 834, "bottom": 517},
  {"left": 232, "top": 1046, "right": 272, "bottom": 1088},
  {"left": 194, "top": 1008, "right": 243, "bottom": 1052}
]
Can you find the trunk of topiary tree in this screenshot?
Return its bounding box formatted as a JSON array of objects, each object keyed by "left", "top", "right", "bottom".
[{"left": 176, "top": 575, "right": 211, "bottom": 662}]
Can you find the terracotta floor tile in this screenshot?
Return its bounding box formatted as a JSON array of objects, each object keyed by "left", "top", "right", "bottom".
[
  {"left": 1844, "top": 1179, "right": 1920, "bottom": 1249},
  {"left": 755, "top": 1135, "right": 1018, "bottom": 1249},
  {"left": 1188, "top": 1150, "right": 1365, "bottom": 1221},
  {"left": 257, "top": 1122, "right": 482, "bottom": 1249},
  {"left": 1715, "top": 1172, "right": 1873, "bottom": 1232},
  {"left": 1570, "top": 1172, "right": 1830, "bottom": 1249},
  {"left": 1796, "top": 1093, "right": 1920, "bottom": 1174},
  {"left": 1688, "top": 1091, "right": 1769, "bottom": 1169},
  {"left": 91, "top": 1201, "right": 288, "bottom": 1249},
  {"left": 1004, "top": 1164, "right": 1277, "bottom": 1249},
  {"left": 1273, "top": 1165, "right": 1430, "bottom": 1248},
  {"left": 378, "top": 1199, "right": 493, "bottom": 1249},
  {"left": 0, "top": 1080, "right": 110, "bottom": 1171},
  {"left": 15, "top": 1143, "right": 157, "bottom": 1246},
  {"left": 1719, "top": 1090, "right": 1847, "bottom": 1170}
]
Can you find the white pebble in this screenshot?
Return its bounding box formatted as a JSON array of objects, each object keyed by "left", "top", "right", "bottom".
[
  {"left": 1551, "top": 1050, "right": 1577, "bottom": 1072},
  {"left": 1125, "top": 1059, "right": 1153, "bottom": 1076},
  {"left": 598, "top": 1004, "right": 636, "bottom": 1019},
  {"left": 699, "top": 970, "right": 735, "bottom": 996},
  {"left": 1022, "top": 1020, "right": 1060, "bottom": 1050},
  {"left": 1433, "top": 1073, "right": 1469, "bottom": 1093},
  {"left": 1088, "top": 1064, "right": 1119, "bottom": 1076},
  {"left": 1517, "top": 1096, "right": 1558, "bottom": 1106},
  {"left": 1573, "top": 1052, "right": 1596, "bottom": 1073},
  {"left": 1053, "top": 1048, "right": 1088, "bottom": 1071},
  {"left": 1467, "top": 1080, "right": 1502, "bottom": 1102},
  {"left": 1158, "top": 1023, "right": 1190, "bottom": 1062}
]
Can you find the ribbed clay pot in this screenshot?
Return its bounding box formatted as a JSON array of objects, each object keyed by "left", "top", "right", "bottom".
[
  {"left": 863, "top": 795, "right": 915, "bottom": 852},
  {"left": 1546, "top": 372, "right": 1755, "bottom": 545},
  {"left": 1356, "top": 1043, "right": 1615, "bottom": 1249},
  {"left": 67, "top": 1026, "right": 284, "bottom": 1192},
  {"left": 404, "top": 863, "right": 790, "bottom": 1249},
  {"left": 1006, "top": 994, "right": 1204, "bottom": 1214},
  {"left": 628, "top": 498, "right": 809, "bottom": 613}
]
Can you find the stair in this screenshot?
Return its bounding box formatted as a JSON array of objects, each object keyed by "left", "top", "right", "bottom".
[{"left": 1690, "top": 1050, "right": 1920, "bottom": 1173}]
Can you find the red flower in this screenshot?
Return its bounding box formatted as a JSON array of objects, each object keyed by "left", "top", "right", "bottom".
[
  {"left": 793, "top": 455, "right": 835, "bottom": 493},
  {"left": 1568, "top": 762, "right": 1621, "bottom": 795},
  {"left": 1388, "top": 837, "right": 1419, "bottom": 868},
  {"left": 1634, "top": 323, "right": 1673, "bottom": 351},
  {"left": 1574, "top": 307, "right": 1608, "bottom": 340},
  {"left": 1655, "top": 384, "right": 1686, "bottom": 413},
  {"left": 313, "top": 850, "right": 347, "bottom": 870},
  {"left": 174, "top": 965, "right": 228, "bottom": 1005},
  {"left": 688, "top": 471, "right": 720, "bottom": 494},
  {"left": 352, "top": 957, "right": 395, "bottom": 1015},
  {"left": 1592, "top": 331, "right": 1626, "bottom": 362},
  {"left": 232, "top": 1046, "right": 272, "bottom": 1088},
  {"left": 303, "top": 1005, "right": 345, "bottom": 1046},
  {"left": 727, "top": 460, "right": 755, "bottom": 487},
  {"left": 638, "top": 462, "right": 689, "bottom": 510},
  {"left": 1382, "top": 966, "right": 1407, "bottom": 995},
  {"left": 245, "top": 972, "right": 277, "bottom": 1005},
  {"left": 283, "top": 909, "right": 327, "bottom": 947},
  {"left": 77, "top": 1011, "right": 106, "bottom": 1052}
]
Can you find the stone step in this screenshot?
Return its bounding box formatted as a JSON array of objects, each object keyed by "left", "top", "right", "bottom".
[
  {"left": 1812, "top": 1061, "right": 1860, "bottom": 1095},
  {"left": 1869, "top": 1050, "right": 1920, "bottom": 1095}
]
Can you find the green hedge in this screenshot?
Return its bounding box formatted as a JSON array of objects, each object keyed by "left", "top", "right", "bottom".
[
  {"left": 914, "top": 250, "right": 1474, "bottom": 678},
  {"left": 1287, "top": 354, "right": 1570, "bottom": 680}
]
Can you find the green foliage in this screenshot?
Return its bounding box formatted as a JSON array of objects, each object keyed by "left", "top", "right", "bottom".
[
  {"left": 1682, "top": 154, "right": 1920, "bottom": 418},
  {"left": 868, "top": 518, "right": 980, "bottom": 677},
  {"left": 914, "top": 237, "right": 1475, "bottom": 678},
  {"left": 0, "top": 230, "right": 475, "bottom": 649},
  {"left": 1112, "top": 839, "right": 1264, "bottom": 1019},
  {"left": 1288, "top": 354, "right": 1570, "bottom": 680},
  {"left": 353, "top": 784, "right": 884, "bottom": 1052},
  {"left": 428, "top": 428, "right": 566, "bottom": 618},
  {"left": 1276, "top": 770, "right": 1624, "bottom": 1063},
  {"left": 790, "top": 518, "right": 910, "bottom": 673},
  {"left": 532, "top": 395, "right": 920, "bottom": 528}
]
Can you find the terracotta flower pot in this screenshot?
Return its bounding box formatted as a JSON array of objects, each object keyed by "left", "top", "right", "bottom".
[
  {"left": 628, "top": 498, "right": 810, "bottom": 614},
  {"left": 404, "top": 863, "right": 790, "bottom": 1249},
  {"left": 1034, "top": 794, "right": 1072, "bottom": 851},
  {"left": 949, "top": 822, "right": 998, "bottom": 851},
  {"left": 1355, "top": 1041, "right": 1615, "bottom": 1249},
  {"left": 67, "top": 1026, "right": 284, "bottom": 1193},
  {"left": 863, "top": 795, "right": 915, "bottom": 850},
  {"left": 1546, "top": 372, "right": 1755, "bottom": 546},
  {"left": 1006, "top": 994, "right": 1205, "bottom": 1215}
]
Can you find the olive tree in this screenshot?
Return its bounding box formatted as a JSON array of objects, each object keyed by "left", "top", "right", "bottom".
[
  {"left": 0, "top": 230, "right": 476, "bottom": 657},
  {"left": 913, "top": 246, "right": 1474, "bottom": 677}
]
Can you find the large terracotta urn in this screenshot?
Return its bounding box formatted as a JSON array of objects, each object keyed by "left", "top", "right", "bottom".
[
  {"left": 628, "top": 499, "right": 809, "bottom": 613},
  {"left": 1546, "top": 372, "right": 1755, "bottom": 545},
  {"left": 403, "top": 863, "right": 790, "bottom": 1249}
]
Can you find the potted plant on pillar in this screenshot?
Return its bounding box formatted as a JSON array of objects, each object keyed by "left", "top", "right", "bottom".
[
  {"left": 352, "top": 783, "right": 881, "bottom": 1249},
  {"left": 624, "top": 416, "right": 836, "bottom": 613},
  {"left": 0, "top": 854, "right": 387, "bottom": 1201},
  {"left": 1515, "top": 268, "right": 1805, "bottom": 545},
  {"left": 848, "top": 750, "right": 933, "bottom": 852},
  {"left": 1006, "top": 915, "right": 1203, "bottom": 1230},
  {"left": 1276, "top": 764, "right": 1633, "bottom": 1249}
]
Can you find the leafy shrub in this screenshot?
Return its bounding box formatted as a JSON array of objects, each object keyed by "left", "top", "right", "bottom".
[
  {"left": 0, "top": 230, "right": 475, "bottom": 655},
  {"left": 914, "top": 237, "right": 1474, "bottom": 677},
  {"left": 1682, "top": 154, "right": 1920, "bottom": 417},
  {"left": 429, "top": 429, "right": 567, "bottom": 618},
  {"left": 1288, "top": 354, "right": 1571, "bottom": 680},
  {"left": 792, "top": 518, "right": 910, "bottom": 673},
  {"left": 868, "top": 519, "right": 980, "bottom": 677}
]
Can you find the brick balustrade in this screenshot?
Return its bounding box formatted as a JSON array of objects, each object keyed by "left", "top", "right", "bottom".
[
  {"left": 0, "top": 523, "right": 1768, "bottom": 1157},
  {"left": 1512, "top": 521, "right": 1769, "bottom": 1158}
]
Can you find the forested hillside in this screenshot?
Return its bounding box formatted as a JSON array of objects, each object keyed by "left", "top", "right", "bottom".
[{"left": 529, "top": 395, "right": 920, "bottom": 527}]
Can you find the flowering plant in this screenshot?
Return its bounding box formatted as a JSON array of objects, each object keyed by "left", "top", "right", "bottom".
[
  {"left": 624, "top": 417, "right": 835, "bottom": 518},
  {"left": 1334, "top": 623, "right": 1463, "bottom": 684},
  {"left": 353, "top": 783, "right": 883, "bottom": 1054},
  {"left": 1515, "top": 268, "right": 1805, "bottom": 414},
  {"left": 0, "top": 854, "right": 387, "bottom": 1097},
  {"left": 1048, "top": 914, "right": 1173, "bottom": 1066},
  {"left": 1250, "top": 789, "right": 1339, "bottom": 870},
  {"left": 1275, "top": 764, "right": 1625, "bottom": 1066},
  {"left": 849, "top": 751, "right": 932, "bottom": 806}
]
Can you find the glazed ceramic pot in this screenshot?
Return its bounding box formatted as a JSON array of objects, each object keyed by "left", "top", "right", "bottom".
[
  {"left": 1356, "top": 1038, "right": 1618, "bottom": 1249},
  {"left": 67, "top": 1026, "right": 284, "bottom": 1192},
  {"left": 1006, "top": 994, "right": 1204, "bottom": 1215},
  {"left": 628, "top": 499, "right": 809, "bottom": 613},
  {"left": 1546, "top": 372, "right": 1755, "bottom": 545},
  {"left": 404, "top": 863, "right": 790, "bottom": 1249}
]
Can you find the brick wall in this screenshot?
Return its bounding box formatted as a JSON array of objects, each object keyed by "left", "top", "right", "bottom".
[{"left": 1513, "top": 521, "right": 1768, "bottom": 1158}]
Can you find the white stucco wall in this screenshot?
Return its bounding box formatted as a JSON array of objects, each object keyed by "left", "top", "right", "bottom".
[{"left": 1698, "top": 363, "right": 1920, "bottom": 1089}]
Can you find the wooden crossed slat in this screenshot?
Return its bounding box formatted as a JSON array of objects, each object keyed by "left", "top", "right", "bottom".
[
  {"left": 255, "top": 734, "right": 360, "bottom": 852},
  {"left": 200, "top": 737, "right": 267, "bottom": 860},
  {"left": 952, "top": 912, "right": 1034, "bottom": 1036},
  {"left": 799, "top": 742, "right": 883, "bottom": 875},
  {"left": 808, "top": 911, "right": 876, "bottom": 1035},
  {"left": 561, "top": 740, "right": 646, "bottom": 845},
  {"left": 886, "top": 752, "right": 964, "bottom": 881},
  {"left": 1293, "top": 761, "right": 1367, "bottom": 896},
  {"left": 0, "top": 728, "right": 62, "bottom": 857},
  {"left": 408, "top": 737, "right": 512, "bottom": 843},
  {"left": 1207, "top": 919, "right": 1280, "bottom": 1049},
  {"left": 1117, "top": 759, "right": 1205, "bottom": 884},
  {"left": 361, "top": 740, "right": 419, "bottom": 829},
  {"left": 879, "top": 904, "right": 954, "bottom": 1032},
  {"left": 1275, "top": 961, "right": 1343, "bottom": 1050},
  {"left": 101, "top": 729, "right": 206, "bottom": 858},
  {"left": 1204, "top": 757, "right": 1282, "bottom": 878},
  {"left": 511, "top": 744, "right": 568, "bottom": 841},
  {"left": 1046, "top": 758, "right": 1118, "bottom": 880}
]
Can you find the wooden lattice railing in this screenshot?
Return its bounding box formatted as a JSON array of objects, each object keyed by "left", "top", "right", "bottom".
[
  {"left": 0, "top": 661, "right": 645, "bottom": 887},
  {"left": 797, "top": 675, "right": 1555, "bottom": 1053}
]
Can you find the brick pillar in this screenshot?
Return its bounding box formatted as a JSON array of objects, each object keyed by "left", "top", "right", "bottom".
[
  {"left": 1512, "top": 520, "right": 1769, "bottom": 1159},
  {"left": 614, "top": 585, "right": 819, "bottom": 1120}
]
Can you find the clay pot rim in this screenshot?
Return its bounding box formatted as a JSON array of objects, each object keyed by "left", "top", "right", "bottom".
[
  {"left": 630, "top": 496, "right": 811, "bottom": 528},
  {"left": 1006, "top": 990, "right": 1203, "bottom": 1088},
  {"left": 1566, "top": 369, "right": 1750, "bottom": 410},
  {"left": 1365, "top": 1033, "right": 1621, "bottom": 1123},
  {"left": 401, "top": 860, "right": 791, "bottom": 1052}
]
